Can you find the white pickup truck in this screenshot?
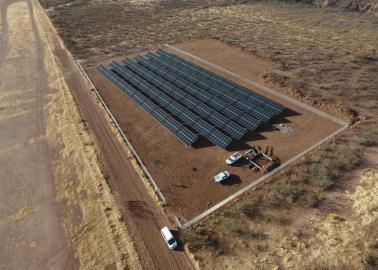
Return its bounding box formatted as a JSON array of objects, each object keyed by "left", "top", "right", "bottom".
[
  {"left": 225, "top": 152, "right": 242, "bottom": 165},
  {"left": 213, "top": 171, "right": 231, "bottom": 183}
]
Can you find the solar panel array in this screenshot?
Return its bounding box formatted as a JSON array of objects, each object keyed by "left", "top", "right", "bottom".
[
  {"left": 156, "top": 50, "right": 285, "bottom": 116},
  {"left": 133, "top": 56, "right": 261, "bottom": 130},
  {"left": 96, "top": 50, "right": 285, "bottom": 149},
  {"left": 121, "top": 59, "right": 247, "bottom": 140},
  {"left": 96, "top": 65, "right": 198, "bottom": 145}
]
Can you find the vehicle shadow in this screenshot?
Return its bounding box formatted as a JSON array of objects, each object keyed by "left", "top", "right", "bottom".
[
  {"left": 221, "top": 174, "right": 241, "bottom": 186},
  {"left": 238, "top": 158, "right": 252, "bottom": 168},
  {"left": 171, "top": 229, "right": 185, "bottom": 252}
]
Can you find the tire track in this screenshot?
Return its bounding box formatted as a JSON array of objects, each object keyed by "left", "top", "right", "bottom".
[
  {"left": 27, "top": 0, "right": 46, "bottom": 135},
  {"left": 34, "top": 1, "right": 193, "bottom": 268},
  {"left": 0, "top": 1, "right": 76, "bottom": 269},
  {"left": 0, "top": 2, "right": 10, "bottom": 68}
]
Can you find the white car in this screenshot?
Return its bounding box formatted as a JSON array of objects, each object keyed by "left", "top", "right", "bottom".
[
  {"left": 160, "top": 226, "right": 177, "bottom": 250},
  {"left": 226, "top": 152, "right": 242, "bottom": 165},
  {"left": 213, "top": 171, "right": 231, "bottom": 183}
]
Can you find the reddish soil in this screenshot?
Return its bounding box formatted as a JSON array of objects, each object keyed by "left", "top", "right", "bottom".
[{"left": 87, "top": 39, "right": 342, "bottom": 222}]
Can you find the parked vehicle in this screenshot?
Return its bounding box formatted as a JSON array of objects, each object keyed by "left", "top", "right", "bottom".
[
  {"left": 213, "top": 171, "right": 231, "bottom": 183},
  {"left": 160, "top": 226, "right": 178, "bottom": 250},
  {"left": 225, "top": 152, "right": 242, "bottom": 165}
]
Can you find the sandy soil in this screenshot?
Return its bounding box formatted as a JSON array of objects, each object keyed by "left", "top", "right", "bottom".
[
  {"left": 34, "top": 1, "right": 194, "bottom": 269},
  {"left": 0, "top": 0, "right": 76, "bottom": 269},
  {"left": 40, "top": 1, "right": 377, "bottom": 268},
  {"left": 0, "top": 0, "right": 144, "bottom": 269},
  {"left": 88, "top": 40, "right": 342, "bottom": 221}
]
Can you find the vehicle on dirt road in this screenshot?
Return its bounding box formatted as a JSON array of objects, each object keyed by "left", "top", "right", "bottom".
[
  {"left": 213, "top": 171, "right": 231, "bottom": 183},
  {"left": 160, "top": 226, "right": 178, "bottom": 250},
  {"left": 225, "top": 152, "right": 243, "bottom": 165}
]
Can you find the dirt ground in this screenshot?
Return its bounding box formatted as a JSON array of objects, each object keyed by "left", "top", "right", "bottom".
[
  {"left": 0, "top": 0, "right": 76, "bottom": 268},
  {"left": 88, "top": 40, "right": 342, "bottom": 221},
  {"left": 40, "top": 0, "right": 378, "bottom": 269},
  {"left": 186, "top": 147, "right": 378, "bottom": 270},
  {"left": 0, "top": 0, "right": 145, "bottom": 269},
  {"left": 35, "top": 1, "right": 194, "bottom": 269}
]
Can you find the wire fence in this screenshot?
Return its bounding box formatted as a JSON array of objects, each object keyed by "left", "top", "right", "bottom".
[{"left": 76, "top": 60, "right": 166, "bottom": 205}]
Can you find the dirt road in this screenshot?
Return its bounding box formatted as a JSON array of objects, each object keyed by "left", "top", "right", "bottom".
[
  {"left": 0, "top": 0, "right": 76, "bottom": 269},
  {"left": 33, "top": 1, "right": 193, "bottom": 270},
  {"left": 0, "top": 0, "right": 192, "bottom": 268}
]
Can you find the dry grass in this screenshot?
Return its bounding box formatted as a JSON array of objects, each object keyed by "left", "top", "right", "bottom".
[
  {"left": 41, "top": 0, "right": 378, "bottom": 269},
  {"left": 45, "top": 62, "right": 143, "bottom": 270},
  {"left": 38, "top": 6, "right": 143, "bottom": 267},
  {"left": 43, "top": 0, "right": 378, "bottom": 114}
]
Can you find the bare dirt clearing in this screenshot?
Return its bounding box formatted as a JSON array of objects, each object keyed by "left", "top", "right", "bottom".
[{"left": 88, "top": 40, "right": 342, "bottom": 221}]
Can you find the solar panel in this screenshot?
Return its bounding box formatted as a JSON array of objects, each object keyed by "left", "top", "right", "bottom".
[
  {"left": 96, "top": 65, "right": 198, "bottom": 145},
  {"left": 151, "top": 53, "right": 277, "bottom": 118},
  {"left": 136, "top": 56, "right": 261, "bottom": 130},
  {"left": 141, "top": 57, "right": 262, "bottom": 129},
  {"left": 159, "top": 51, "right": 284, "bottom": 113},
  {"left": 157, "top": 49, "right": 285, "bottom": 115},
  {"left": 109, "top": 62, "right": 233, "bottom": 148},
  {"left": 147, "top": 53, "right": 273, "bottom": 123},
  {"left": 121, "top": 59, "right": 247, "bottom": 140},
  {"left": 97, "top": 49, "right": 287, "bottom": 149}
]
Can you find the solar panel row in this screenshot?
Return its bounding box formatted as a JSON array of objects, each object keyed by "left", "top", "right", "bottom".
[
  {"left": 96, "top": 49, "right": 286, "bottom": 149},
  {"left": 109, "top": 62, "right": 232, "bottom": 149},
  {"left": 96, "top": 65, "right": 198, "bottom": 145},
  {"left": 146, "top": 52, "right": 274, "bottom": 123},
  {"left": 134, "top": 56, "right": 261, "bottom": 130},
  {"left": 122, "top": 58, "right": 247, "bottom": 140},
  {"left": 157, "top": 49, "right": 285, "bottom": 115}
]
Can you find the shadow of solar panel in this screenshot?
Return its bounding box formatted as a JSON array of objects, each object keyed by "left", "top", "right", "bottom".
[
  {"left": 121, "top": 58, "right": 247, "bottom": 140},
  {"left": 157, "top": 50, "right": 285, "bottom": 115},
  {"left": 96, "top": 65, "right": 198, "bottom": 146}
]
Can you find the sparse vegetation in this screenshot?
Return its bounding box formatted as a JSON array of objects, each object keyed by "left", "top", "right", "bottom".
[{"left": 41, "top": 0, "right": 378, "bottom": 269}]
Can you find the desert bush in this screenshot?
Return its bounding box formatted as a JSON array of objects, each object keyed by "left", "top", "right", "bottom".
[
  {"left": 242, "top": 204, "right": 262, "bottom": 220},
  {"left": 298, "top": 193, "right": 321, "bottom": 208},
  {"left": 357, "top": 124, "right": 378, "bottom": 147},
  {"left": 233, "top": 227, "right": 268, "bottom": 240},
  {"left": 181, "top": 228, "right": 220, "bottom": 252},
  {"left": 363, "top": 239, "right": 378, "bottom": 269},
  {"left": 319, "top": 176, "right": 335, "bottom": 190},
  {"left": 363, "top": 254, "right": 378, "bottom": 269}
]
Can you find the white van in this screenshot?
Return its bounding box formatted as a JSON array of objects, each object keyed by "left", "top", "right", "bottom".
[{"left": 160, "top": 226, "right": 178, "bottom": 250}]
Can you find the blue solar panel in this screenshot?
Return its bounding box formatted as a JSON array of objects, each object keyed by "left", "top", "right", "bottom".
[
  {"left": 96, "top": 65, "right": 198, "bottom": 145},
  {"left": 158, "top": 51, "right": 283, "bottom": 112},
  {"left": 109, "top": 61, "right": 233, "bottom": 148},
  {"left": 97, "top": 49, "right": 286, "bottom": 149},
  {"left": 157, "top": 49, "right": 285, "bottom": 115},
  {"left": 147, "top": 53, "right": 273, "bottom": 123},
  {"left": 121, "top": 59, "right": 247, "bottom": 140},
  {"left": 136, "top": 56, "right": 261, "bottom": 130}
]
